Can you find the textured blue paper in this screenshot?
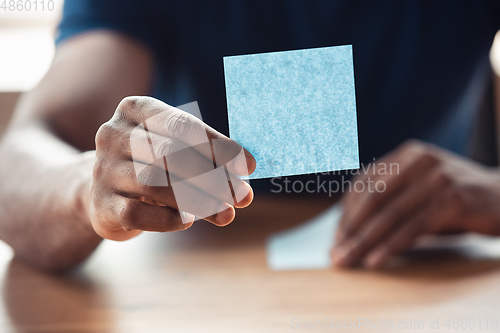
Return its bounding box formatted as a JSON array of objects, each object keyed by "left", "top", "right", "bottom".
[{"left": 224, "top": 45, "right": 359, "bottom": 179}]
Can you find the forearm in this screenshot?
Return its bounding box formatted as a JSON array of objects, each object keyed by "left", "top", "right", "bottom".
[
  {"left": 0, "top": 122, "right": 101, "bottom": 271},
  {"left": 0, "top": 31, "right": 155, "bottom": 270}
]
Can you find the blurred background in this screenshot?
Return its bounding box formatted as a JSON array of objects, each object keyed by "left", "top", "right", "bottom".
[
  {"left": 1, "top": 1, "right": 500, "bottom": 167},
  {"left": 1, "top": 4, "right": 500, "bottom": 332},
  {"left": 2, "top": 3, "right": 500, "bottom": 140},
  {"left": 0, "top": 0, "right": 63, "bottom": 135}
]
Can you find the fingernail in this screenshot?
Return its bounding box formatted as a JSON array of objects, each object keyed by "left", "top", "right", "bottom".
[
  {"left": 244, "top": 149, "right": 256, "bottom": 173},
  {"left": 243, "top": 148, "right": 253, "bottom": 159},
  {"left": 179, "top": 211, "right": 196, "bottom": 224},
  {"left": 233, "top": 181, "right": 253, "bottom": 208},
  {"left": 227, "top": 149, "right": 250, "bottom": 175},
  {"left": 216, "top": 204, "right": 234, "bottom": 226}
]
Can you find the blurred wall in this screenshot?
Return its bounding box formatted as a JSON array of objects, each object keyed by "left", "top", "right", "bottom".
[
  {"left": 491, "top": 31, "right": 500, "bottom": 156},
  {"left": 0, "top": 6, "right": 500, "bottom": 147},
  {"left": 0, "top": 0, "right": 63, "bottom": 136}
]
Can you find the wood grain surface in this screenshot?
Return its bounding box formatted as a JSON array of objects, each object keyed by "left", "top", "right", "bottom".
[{"left": 1, "top": 194, "right": 500, "bottom": 333}]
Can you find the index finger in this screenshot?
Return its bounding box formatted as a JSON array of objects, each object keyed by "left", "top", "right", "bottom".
[{"left": 119, "top": 96, "right": 256, "bottom": 175}]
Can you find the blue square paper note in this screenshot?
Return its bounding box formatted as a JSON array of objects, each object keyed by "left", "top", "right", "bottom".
[{"left": 224, "top": 45, "right": 359, "bottom": 179}]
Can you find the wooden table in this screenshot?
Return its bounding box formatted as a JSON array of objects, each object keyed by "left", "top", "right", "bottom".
[{"left": 1, "top": 195, "right": 500, "bottom": 333}]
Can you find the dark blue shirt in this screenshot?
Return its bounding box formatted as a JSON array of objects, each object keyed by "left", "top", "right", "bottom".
[{"left": 56, "top": 1, "right": 500, "bottom": 188}]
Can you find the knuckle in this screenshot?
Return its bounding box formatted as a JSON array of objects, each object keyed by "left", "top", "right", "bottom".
[
  {"left": 95, "top": 122, "right": 121, "bottom": 150},
  {"left": 401, "top": 140, "right": 436, "bottom": 158},
  {"left": 95, "top": 123, "right": 112, "bottom": 148},
  {"left": 420, "top": 153, "right": 438, "bottom": 167},
  {"left": 118, "top": 96, "right": 147, "bottom": 112},
  {"left": 155, "top": 138, "right": 175, "bottom": 159},
  {"left": 116, "top": 96, "right": 156, "bottom": 123},
  {"left": 118, "top": 200, "right": 140, "bottom": 230},
  {"left": 163, "top": 111, "right": 193, "bottom": 138},
  {"left": 434, "top": 169, "right": 453, "bottom": 187},
  {"left": 129, "top": 126, "right": 150, "bottom": 159},
  {"left": 137, "top": 166, "right": 157, "bottom": 187},
  {"left": 136, "top": 167, "right": 172, "bottom": 198},
  {"left": 211, "top": 140, "right": 228, "bottom": 165},
  {"left": 418, "top": 148, "right": 439, "bottom": 165},
  {"left": 400, "top": 139, "right": 421, "bottom": 152}
]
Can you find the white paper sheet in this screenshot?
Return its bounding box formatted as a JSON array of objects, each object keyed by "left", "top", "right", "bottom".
[
  {"left": 266, "top": 203, "right": 342, "bottom": 271},
  {"left": 266, "top": 203, "right": 500, "bottom": 271}
]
